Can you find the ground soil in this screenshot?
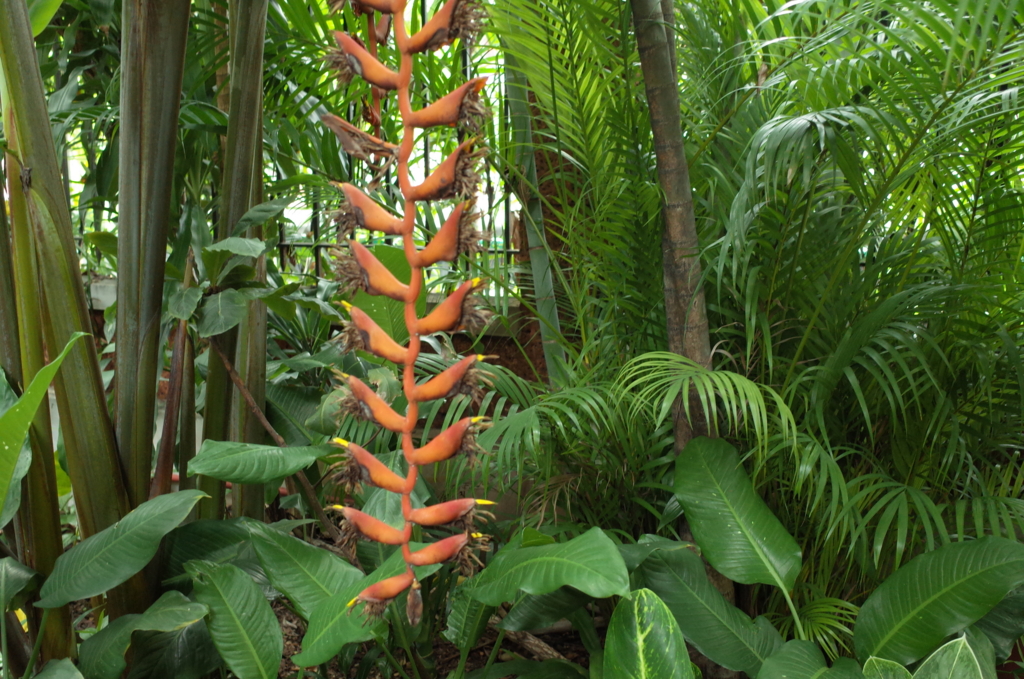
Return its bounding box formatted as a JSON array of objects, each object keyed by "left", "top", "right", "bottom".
[{"left": 275, "top": 600, "right": 592, "bottom": 679}]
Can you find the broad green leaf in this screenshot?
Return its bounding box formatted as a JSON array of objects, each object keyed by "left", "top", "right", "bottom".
[
  {"left": 168, "top": 287, "right": 204, "bottom": 320},
  {"left": 443, "top": 580, "right": 494, "bottom": 651},
  {"left": 963, "top": 628, "right": 996, "bottom": 679},
  {"left": 862, "top": 658, "right": 912, "bottom": 679},
  {"left": 0, "top": 557, "right": 37, "bottom": 610},
  {"left": 79, "top": 591, "right": 210, "bottom": 679},
  {"left": 189, "top": 440, "right": 329, "bottom": 484},
  {"left": 973, "top": 586, "right": 1024, "bottom": 661},
  {"left": 34, "top": 659, "right": 85, "bottom": 679},
  {"left": 605, "top": 589, "right": 694, "bottom": 679},
  {"left": 0, "top": 333, "right": 82, "bottom": 521},
  {"left": 246, "top": 520, "right": 362, "bottom": 619},
  {"left": 853, "top": 537, "right": 1024, "bottom": 664},
  {"left": 127, "top": 621, "right": 222, "bottom": 679},
  {"left": 0, "top": 376, "right": 31, "bottom": 528},
  {"left": 500, "top": 587, "right": 591, "bottom": 631},
  {"left": 231, "top": 197, "right": 293, "bottom": 237},
  {"left": 28, "top": 0, "right": 64, "bottom": 35},
  {"left": 293, "top": 548, "right": 442, "bottom": 667},
  {"left": 674, "top": 437, "right": 802, "bottom": 591},
  {"left": 37, "top": 490, "right": 207, "bottom": 608},
  {"left": 755, "top": 643, "right": 865, "bottom": 678},
  {"left": 83, "top": 231, "right": 117, "bottom": 258},
  {"left": 197, "top": 289, "right": 249, "bottom": 337},
  {"left": 467, "top": 659, "right": 589, "bottom": 679},
  {"left": 162, "top": 518, "right": 250, "bottom": 584},
  {"left": 204, "top": 237, "right": 265, "bottom": 258},
  {"left": 188, "top": 561, "right": 283, "bottom": 679},
  {"left": 640, "top": 545, "right": 783, "bottom": 677},
  {"left": 470, "top": 528, "right": 629, "bottom": 606},
  {"left": 910, "top": 638, "right": 984, "bottom": 679}
]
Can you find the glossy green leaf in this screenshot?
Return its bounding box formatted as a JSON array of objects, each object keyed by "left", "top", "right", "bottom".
[
  {"left": 197, "top": 289, "right": 249, "bottom": 337},
  {"left": 37, "top": 490, "right": 207, "bottom": 608},
  {"left": 168, "top": 287, "right": 204, "bottom": 320},
  {"left": 188, "top": 561, "right": 283, "bottom": 679},
  {"left": 674, "top": 437, "right": 802, "bottom": 590},
  {"left": 79, "top": 591, "right": 208, "bottom": 679},
  {"left": 443, "top": 580, "right": 494, "bottom": 651},
  {"left": 231, "top": 196, "right": 292, "bottom": 237},
  {"left": 204, "top": 237, "right": 265, "bottom": 258},
  {"left": 468, "top": 659, "right": 589, "bottom": 679},
  {"left": 500, "top": 586, "right": 592, "bottom": 631},
  {"left": 34, "top": 659, "right": 85, "bottom": 679},
  {"left": 853, "top": 537, "right": 1024, "bottom": 664},
  {"left": 189, "top": 440, "right": 328, "bottom": 484},
  {"left": 0, "top": 333, "right": 82, "bottom": 521},
  {"left": 127, "top": 621, "right": 222, "bottom": 679},
  {"left": 605, "top": 589, "right": 693, "bottom": 679},
  {"left": 910, "top": 638, "right": 984, "bottom": 679},
  {"left": 965, "top": 628, "right": 996, "bottom": 679},
  {"left": 27, "top": 0, "right": 63, "bottom": 35},
  {"left": 162, "top": 518, "right": 250, "bottom": 584},
  {"left": 0, "top": 375, "right": 32, "bottom": 528},
  {"left": 246, "top": 520, "right": 362, "bottom": 619},
  {"left": 640, "top": 545, "right": 783, "bottom": 677},
  {"left": 470, "top": 527, "right": 630, "bottom": 606},
  {"left": 862, "top": 658, "right": 912, "bottom": 679},
  {"left": 973, "top": 586, "right": 1024, "bottom": 661},
  {"left": 756, "top": 640, "right": 827, "bottom": 678},
  {"left": 0, "top": 556, "right": 37, "bottom": 611},
  {"left": 293, "top": 548, "right": 442, "bottom": 667}
]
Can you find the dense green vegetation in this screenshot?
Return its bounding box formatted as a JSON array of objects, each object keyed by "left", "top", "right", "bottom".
[{"left": 1, "top": 0, "right": 1023, "bottom": 677}]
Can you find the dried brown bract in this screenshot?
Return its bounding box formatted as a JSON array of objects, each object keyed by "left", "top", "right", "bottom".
[
  {"left": 457, "top": 208, "right": 491, "bottom": 258},
  {"left": 330, "top": 204, "right": 360, "bottom": 240},
  {"left": 329, "top": 245, "right": 370, "bottom": 295},
  {"left": 459, "top": 294, "right": 494, "bottom": 334},
  {"left": 450, "top": 0, "right": 486, "bottom": 44},
  {"left": 454, "top": 145, "right": 486, "bottom": 198},
  {"left": 458, "top": 83, "right": 490, "bottom": 134}
]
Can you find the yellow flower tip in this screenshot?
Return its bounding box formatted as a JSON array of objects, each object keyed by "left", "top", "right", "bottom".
[
  {"left": 476, "top": 354, "right": 486, "bottom": 362},
  {"left": 340, "top": 300, "right": 353, "bottom": 310},
  {"left": 332, "top": 438, "right": 350, "bottom": 447},
  {"left": 471, "top": 416, "right": 488, "bottom": 424},
  {"left": 470, "top": 277, "right": 483, "bottom": 286},
  {"left": 346, "top": 597, "right": 359, "bottom": 608},
  {"left": 470, "top": 532, "right": 484, "bottom": 538},
  {"left": 328, "top": 504, "right": 346, "bottom": 512},
  {"left": 475, "top": 499, "right": 497, "bottom": 505}
]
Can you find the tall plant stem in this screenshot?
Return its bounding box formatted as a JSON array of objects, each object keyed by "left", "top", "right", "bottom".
[
  {"left": 199, "top": 0, "right": 269, "bottom": 520},
  {"left": 0, "top": 0, "right": 141, "bottom": 618},
  {"left": 115, "top": 0, "right": 193, "bottom": 509},
  {"left": 0, "top": 47, "right": 74, "bottom": 660},
  {"left": 236, "top": 117, "right": 268, "bottom": 521},
  {"left": 629, "top": 0, "right": 711, "bottom": 443},
  {"left": 504, "top": 52, "right": 567, "bottom": 385}
]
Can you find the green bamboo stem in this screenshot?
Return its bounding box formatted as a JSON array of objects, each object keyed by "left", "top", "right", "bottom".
[
  {"left": 0, "top": 165, "right": 20, "bottom": 381},
  {"left": 198, "top": 0, "right": 269, "bottom": 521},
  {"left": 236, "top": 111, "right": 268, "bottom": 521},
  {"left": 115, "top": 0, "right": 193, "bottom": 509},
  {"left": 0, "top": 69, "right": 74, "bottom": 662},
  {"left": 0, "top": 0, "right": 143, "bottom": 618}
]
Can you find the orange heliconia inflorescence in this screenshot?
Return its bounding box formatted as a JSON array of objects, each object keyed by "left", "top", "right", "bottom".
[{"left": 321, "top": 0, "right": 493, "bottom": 627}]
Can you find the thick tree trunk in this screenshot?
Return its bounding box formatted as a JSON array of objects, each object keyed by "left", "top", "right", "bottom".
[{"left": 630, "top": 2, "right": 736, "bottom": 677}]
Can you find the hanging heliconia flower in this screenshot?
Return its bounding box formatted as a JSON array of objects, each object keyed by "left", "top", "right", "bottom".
[{"left": 321, "top": 0, "right": 496, "bottom": 626}]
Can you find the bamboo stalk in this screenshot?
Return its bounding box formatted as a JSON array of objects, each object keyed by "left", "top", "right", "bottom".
[
  {"left": 198, "top": 0, "right": 269, "bottom": 521},
  {"left": 0, "top": 0, "right": 144, "bottom": 619},
  {"left": 115, "top": 0, "right": 193, "bottom": 509}
]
